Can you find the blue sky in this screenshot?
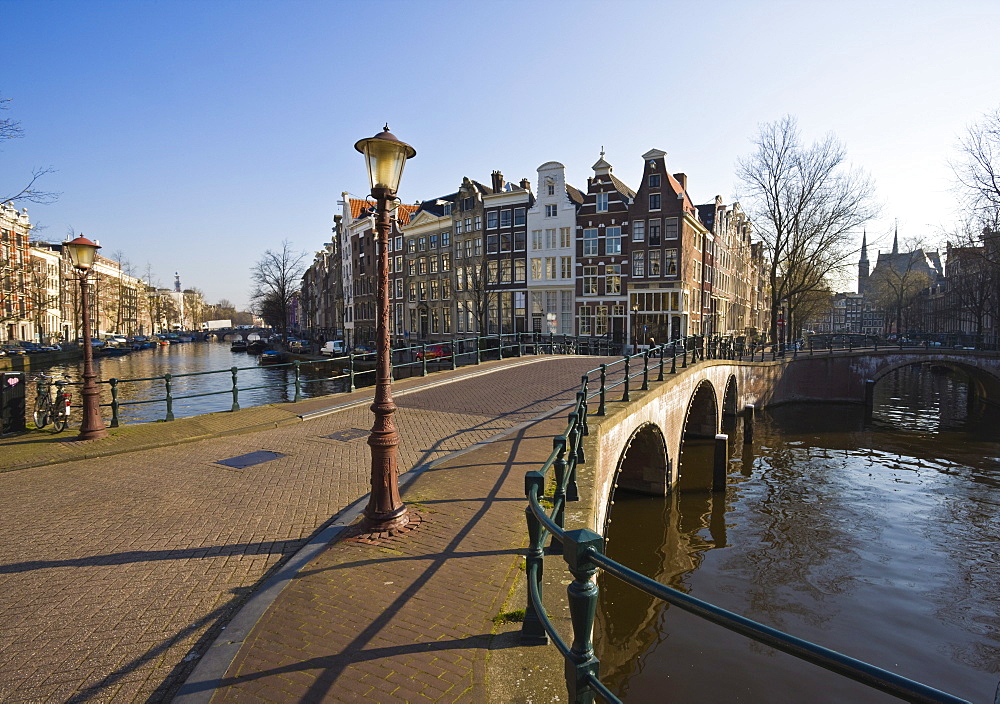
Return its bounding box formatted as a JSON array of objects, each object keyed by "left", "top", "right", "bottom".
[{"left": 3, "top": 0, "right": 998, "bottom": 308}]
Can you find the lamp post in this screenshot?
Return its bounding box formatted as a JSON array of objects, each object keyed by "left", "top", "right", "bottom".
[
  {"left": 354, "top": 125, "right": 416, "bottom": 533},
  {"left": 64, "top": 235, "right": 108, "bottom": 441},
  {"left": 631, "top": 304, "right": 639, "bottom": 353}
]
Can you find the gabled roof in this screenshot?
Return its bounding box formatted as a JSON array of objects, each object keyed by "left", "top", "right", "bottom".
[
  {"left": 696, "top": 204, "right": 716, "bottom": 230},
  {"left": 566, "top": 184, "right": 585, "bottom": 205},
  {"left": 347, "top": 197, "right": 418, "bottom": 226},
  {"left": 609, "top": 174, "right": 636, "bottom": 200}
]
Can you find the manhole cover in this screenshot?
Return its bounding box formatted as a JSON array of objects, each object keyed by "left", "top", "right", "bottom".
[
  {"left": 216, "top": 451, "right": 286, "bottom": 469},
  {"left": 325, "top": 428, "right": 369, "bottom": 442}
]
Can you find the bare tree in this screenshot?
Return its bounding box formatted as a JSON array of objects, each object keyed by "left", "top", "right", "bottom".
[
  {"left": 249, "top": 239, "right": 307, "bottom": 342},
  {"left": 868, "top": 238, "right": 936, "bottom": 334},
  {"left": 1, "top": 94, "right": 58, "bottom": 205},
  {"left": 737, "top": 116, "right": 878, "bottom": 342},
  {"left": 953, "top": 106, "right": 1000, "bottom": 232}
]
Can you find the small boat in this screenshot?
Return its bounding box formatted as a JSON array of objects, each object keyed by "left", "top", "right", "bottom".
[
  {"left": 258, "top": 350, "right": 283, "bottom": 365},
  {"left": 230, "top": 340, "right": 249, "bottom": 352},
  {"left": 247, "top": 340, "right": 266, "bottom": 354}
]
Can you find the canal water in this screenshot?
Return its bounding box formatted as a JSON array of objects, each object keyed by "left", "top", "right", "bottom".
[
  {"left": 597, "top": 364, "right": 1000, "bottom": 703},
  {"left": 29, "top": 340, "right": 351, "bottom": 424}
]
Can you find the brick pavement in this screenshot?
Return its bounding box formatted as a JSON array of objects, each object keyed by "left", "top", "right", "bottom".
[{"left": 0, "top": 356, "right": 605, "bottom": 703}]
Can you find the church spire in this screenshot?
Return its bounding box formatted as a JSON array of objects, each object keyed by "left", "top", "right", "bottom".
[
  {"left": 892, "top": 221, "right": 899, "bottom": 255},
  {"left": 858, "top": 230, "right": 870, "bottom": 294}
]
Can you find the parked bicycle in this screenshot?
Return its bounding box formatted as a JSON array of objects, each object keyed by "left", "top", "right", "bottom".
[{"left": 33, "top": 375, "right": 72, "bottom": 432}]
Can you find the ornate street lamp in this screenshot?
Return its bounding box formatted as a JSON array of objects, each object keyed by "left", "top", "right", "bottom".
[
  {"left": 631, "top": 304, "right": 639, "bottom": 352},
  {"left": 355, "top": 125, "right": 416, "bottom": 533},
  {"left": 64, "top": 235, "right": 108, "bottom": 441}
]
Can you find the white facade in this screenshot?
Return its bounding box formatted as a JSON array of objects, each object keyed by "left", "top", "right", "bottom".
[{"left": 526, "top": 161, "right": 578, "bottom": 335}]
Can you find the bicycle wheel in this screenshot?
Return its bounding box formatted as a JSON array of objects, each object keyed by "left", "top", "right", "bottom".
[
  {"left": 33, "top": 400, "right": 49, "bottom": 429},
  {"left": 52, "top": 397, "right": 69, "bottom": 433}
]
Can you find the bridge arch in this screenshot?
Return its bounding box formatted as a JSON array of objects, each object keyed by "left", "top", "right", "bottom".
[
  {"left": 677, "top": 380, "right": 719, "bottom": 491},
  {"left": 870, "top": 358, "right": 1000, "bottom": 405},
  {"left": 722, "top": 376, "right": 738, "bottom": 417},
  {"left": 607, "top": 422, "right": 670, "bottom": 521}
]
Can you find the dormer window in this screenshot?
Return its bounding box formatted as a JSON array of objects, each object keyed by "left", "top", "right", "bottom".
[
  {"left": 547, "top": 184, "right": 555, "bottom": 196},
  {"left": 443, "top": 203, "right": 452, "bottom": 216}
]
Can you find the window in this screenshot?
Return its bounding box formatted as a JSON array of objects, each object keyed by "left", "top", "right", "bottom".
[
  {"left": 632, "top": 250, "right": 645, "bottom": 277},
  {"left": 465, "top": 218, "right": 472, "bottom": 233},
  {"left": 488, "top": 260, "right": 499, "bottom": 283},
  {"left": 545, "top": 204, "right": 557, "bottom": 217},
  {"left": 474, "top": 215, "right": 481, "bottom": 230},
  {"left": 560, "top": 227, "right": 571, "bottom": 248},
  {"left": 547, "top": 183, "right": 555, "bottom": 196},
  {"left": 665, "top": 249, "right": 678, "bottom": 276},
  {"left": 579, "top": 306, "right": 593, "bottom": 335},
  {"left": 515, "top": 258, "right": 526, "bottom": 282},
  {"left": 648, "top": 249, "right": 661, "bottom": 276},
  {"left": 583, "top": 228, "right": 598, "bottom": 256},
  {"left": 408, "top": 282, "right": 417, "bottom": 301},
  {"left": 388, "top": 257, "right": 394, "bottom": 274},
  {"left": 501, "top": 259, "right": 512, "bottom": 283},
  {"left": 649, "top": 173, "right": 660, "bottom": 188},
  {"left": 418, "top": 258, "right": 427, "bottom": 275},
  {"left": 583, "top": 266, "right": 598, "bottom": 295},
  {"left": 633, "top": 220, "right": 645, "bottom": 242},
  {"left": 429, "top": 256, "right": 439, "bottom": 274},
  {"left": 418, "top": 237, "right": 427, "bottom": 252},
  {"left": 441, "top": 252, "right": 451, "bottom": 271},
  {"left": 531, "top": 258, "right": 543, "bottom": 281},
  {"left": 443, "top": 203, "right": 452, "bottom": 216},
  {"left": 545, "top": 228, "right": 556, "bottom": 249},
  {"left": 606, "top": 226, "right": 622, "bottom": 255},
  {"left": 649, "top": 219, "right": 661, "bottom": 246},
  {"left": 606, "top": 264, "right": 621, "bottom": 294},
  {"left": 596, "top": 306, "right": 609, "bottom": 336},
  {"left": 500, "top": 232, "right": 512, "bottom": 252},
  {"left": 395, "top": 236, "right": 403, "bottom": 251},
  {"left": 545, "top": 257, "right": 557, "bottom": 279},
  {"left": 514, "top": 208, "right": 526, "bottom": 226},
  {"left": 456, "top": 220, "right": 464, "bottom": 234},
  {"left": 442, "top": 278, "right": 451, "bottom": 299},
  {"left": 463, "top": 197, "right": 473, "bottom": 211},
  {"left": 500, "top": 209, "right": 512, "bottom": 227},
  {"left": 408, "top": 260, "right": 416, "bottom": 276},
  {"left": 407, "top": 240, "right": 416, "bottom": 254},
  {"left": 395, "top": 255, "right": 402, "bottom": 273},
  {"left": 560, "top": 256, "right": 572, "bottom": 278},
  {"left": 665, "top": 217, "right": 679, "bottom": 239},
  {"left": 442, "top": 230, "right": 451, "bottom": 247},
  {"left": 649, "top": 193, "right": 661, "bottom": 211},
  {"left": 430, "top": 280, "right": 440, "bottom": 300},
  {"left": 532, "top": 230, "right": 543, "bottom": 249},
  {"left": 395, "top": 279, "right": 403, "bottom": 299},
  {"left": 514, "top": 231, "right": 526, "bottom": 251},
  {"left": 429, "top": 234, "right": 438, "bottom": 249},
  {"left": 487, "top": 211, "right": 499, "bottom": 229},
  {"left": 596, "top": 192, "right": 608, "bottom": 212}
]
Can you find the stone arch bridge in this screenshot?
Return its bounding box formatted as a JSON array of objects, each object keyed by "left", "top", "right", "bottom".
[{"left": 577, "top": 349, "right": 1000, "bottom": 533}]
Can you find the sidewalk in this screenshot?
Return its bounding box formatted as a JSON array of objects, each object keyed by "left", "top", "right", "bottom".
[{"left": 0, "top": 356, "right": 600, "bottom": 703}]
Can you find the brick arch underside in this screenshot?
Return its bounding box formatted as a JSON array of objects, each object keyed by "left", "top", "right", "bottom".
[
  {"left": 612, "top": 423, "right": 670, "bottom": 502},
  {"left": 683, "top": 380, "right": 719, "bottom": 439},
  {"left": 722, "top": 376, "right": 739, "bottom": 416},
  {"left": 872, "top": 359, "right": 1000, "bottom": 405}
]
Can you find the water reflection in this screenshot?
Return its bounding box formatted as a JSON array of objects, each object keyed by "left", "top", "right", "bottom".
[
  {"left": 597, "top": 365, "right": 999, "bottom": 703},
  {"left": 29, "top": 341, "right": 352, "bottom": 424}
]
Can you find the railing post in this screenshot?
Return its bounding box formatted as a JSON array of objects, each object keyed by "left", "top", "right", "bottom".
[
  {"left": 622, "top": 355, "right": 631, "bottom": 402},
  {"left": 109, "top": 378, "right": 120, "bottom": 428},
  {"left": 551, "top": 436, "right": 567, "bottom": 552},
  {"left": 641, "top": 351, "right": 650, "bottom": 390},
  {"left": 577, "top": 387, "right": 589, "bottom": 439},
  {"left": 517, "top": 332, "right": 523, "bottom": 357},
  {"left": 671, "top": 341, "right": 677, "bottom": 374},
  {"left": 163, "top": 373, "right": 174, "bottom": 421},
  {"left": 231, "top": 367, "right": 240, "bottom": 411},
  {"left": 421, "top": 344, "right": 428, "bottom": 377},
  {"left": 562, "top": 529, "right": 604, "bottom": 704},
  {"left": 657, "top": 344, "right": 665, "bottom": 381},
  {"left": 293, "top": 361, "right": 302, "bottom": 402},
  {"left": 451, "top": 334, "right": 458, "bottom": 370},
  {"left": 348, "top": 353, "right": 356, "bottom": 392},
  {"left": 597, "top": 364, "right": 607, "bottom": 416},
  {"left": 549, "top": 332, "right": 554, "bottom": 354},
  {"left": 522, "top": 470, "right": 548, "bottom": 645},
  {"left": 713, "top": 433, "right": 729, "bottom": 492},
  {"left": 683, "top": 341, "right": 688, "bottom": 368},
  {"left": 570, "top": 405, "right": 586, "bottom": 466},
  {"left": 475, "top": 335, "right": 482, "bottom": 365}
]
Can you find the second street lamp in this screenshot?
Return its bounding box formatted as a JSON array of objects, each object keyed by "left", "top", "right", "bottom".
[
  {"left": 354, "top": 126, "right": 416, "bottom": 533},
  {"left": 63, "top": 235, "right": 109, "bottom": 441}
]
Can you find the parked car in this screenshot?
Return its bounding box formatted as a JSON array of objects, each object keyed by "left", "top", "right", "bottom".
[
  {"left": 416, "top": 344, "right": 452, "bottom": 361},
  {"left": 1, "top": 344, "right": 27, "bottom": 356},
  {"left": 352, "top": 345, "right": 376, "bottom": 356},
  {"left": 320, "top": 340, "right": 346, "bottom": 356},
  {"left": 19, "top": 342, "right": 47, "bottom": 354}
]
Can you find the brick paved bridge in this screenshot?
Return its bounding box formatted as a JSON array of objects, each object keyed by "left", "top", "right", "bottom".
[{"left": 0, "top": 348, "right": 994, "bottom": 702}]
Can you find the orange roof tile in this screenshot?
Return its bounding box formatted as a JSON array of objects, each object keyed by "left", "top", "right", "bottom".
[{"left": 348, "top": 198, "right": 419, "bottom": 225}]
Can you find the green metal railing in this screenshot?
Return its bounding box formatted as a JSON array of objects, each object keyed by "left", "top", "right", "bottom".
[{"left": 522, "top": 339, "right": 975, "bottom": 704}]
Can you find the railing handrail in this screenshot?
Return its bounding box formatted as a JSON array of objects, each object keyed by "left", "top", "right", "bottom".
[{"left": 521, "top": 339, "right": 976, "bottom": 704}]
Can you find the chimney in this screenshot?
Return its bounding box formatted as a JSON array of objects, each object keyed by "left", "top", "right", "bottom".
[
  {"left": 673, "top": 173, "right": 687, "bottom": 192},
  {"left": 519, "top": 177, "right": 531, "bottom": 191},
  {"left": 491, "top": 170, "right": 504, "bottom": 192}
]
